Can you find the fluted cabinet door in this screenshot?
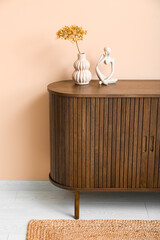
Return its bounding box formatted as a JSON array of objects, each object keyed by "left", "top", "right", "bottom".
[
  {"left": 155, "top": 99, "right": 160, "bottom": 188},
  {"left": 146, "top": 98, "right": 159, "bottom": 188},
  {"left": 49, "top": 93, "right": 160, "bottom": 190},
  {"left": 140, "top": 98, "right": 159, "bottom": 188}
]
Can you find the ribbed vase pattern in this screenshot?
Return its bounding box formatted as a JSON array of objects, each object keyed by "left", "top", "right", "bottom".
[{"left": 72, "top": 53, "right": 92, "bottom": 85}]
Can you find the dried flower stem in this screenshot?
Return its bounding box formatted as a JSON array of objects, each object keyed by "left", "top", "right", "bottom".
[{"left": 76, "top": 41, "right": 81, "bottom": 54}]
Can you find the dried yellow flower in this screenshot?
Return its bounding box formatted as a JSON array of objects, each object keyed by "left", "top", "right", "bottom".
[{"left": 56, "top": 25, "right": 87, "bottom": 53}]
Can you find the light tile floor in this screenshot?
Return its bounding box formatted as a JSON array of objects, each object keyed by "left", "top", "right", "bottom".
[{"left": 0, "top": 181, "right": 160, "bottom": 240}]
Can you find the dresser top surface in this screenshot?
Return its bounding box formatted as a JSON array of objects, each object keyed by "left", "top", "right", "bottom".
[{"left": 47, "top": 80, "right": 160, "bottom": 97}]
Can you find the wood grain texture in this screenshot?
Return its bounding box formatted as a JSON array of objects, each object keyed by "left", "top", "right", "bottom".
[
  {"left": 140, "top": 98, "right": 150, "bottom": 188},
  {"left": 132, "top": 99, "right": 139, "bottom": 188},
  {"left": 156, "top": 100, "right": 160, "bottom": 188},
  {"left": 49, "top": 89, "right": 160, "bottom": 191},
  {"left": 120, "top": 98, "right": 126, "bottom": 188},
  {"left": 128, "top": 98, "right": 134, "bottom": 188},
  {"left": 136, "top": 98, "right": 143, "bottom": 188},
  {"left": 90, "top": 98, "right": 95, "bottom": 188},
  {"left": 99, "top": 98, "right": 104, "bottom": 188},
  {"left": 124, "top": 98, "right": 130, "bottom": 188},
  {"left": 81, "top": 98, "right": 86, "bottom": 188},
  {"left": 49, "top": 174, "right": 160, "bottom": 192},
  {"left": 73, "top": 98, "right": 78, "bottom": 188},
  {"left": 86, "top": 98, "right": 90, "bottom": 188},
  {"left": 103, "top": 98, "right": 108, "bottom": 188},
  {"left": 107, "top": 98, "right": 112, "bottom": 188},
  {"left": 115, "top": 98, "right": 121, "bottom": 188},
  {"left": 77, "top": 98, "right": 82, "bottom": 188},
  {"left": 147, "top": 99, "right": 158, "bottom": 188},
  {"left": 95, "top": 98, "right": 99, "bottom": 188},
  {"left": 48, "top": 80, "right": 160, "bottom": 98}
]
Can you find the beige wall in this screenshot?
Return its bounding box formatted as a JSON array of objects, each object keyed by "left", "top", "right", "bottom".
[{"left": 0, "top": 0, "right": 160, "bottom": 180}]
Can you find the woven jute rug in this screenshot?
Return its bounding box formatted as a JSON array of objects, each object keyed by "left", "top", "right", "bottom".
[{"left": 26, "top": 219, "right": 160, "bottom": 240}]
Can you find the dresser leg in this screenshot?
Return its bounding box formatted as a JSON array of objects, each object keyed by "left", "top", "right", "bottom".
[{"left": 75, "top": 191, "right": 79, "bottom": 219}]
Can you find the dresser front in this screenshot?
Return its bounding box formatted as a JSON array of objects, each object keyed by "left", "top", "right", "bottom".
[{"left": 48, "top": 80, "right": 160, "bottom": 191}]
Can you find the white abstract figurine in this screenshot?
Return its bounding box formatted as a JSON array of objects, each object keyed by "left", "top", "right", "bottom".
[{"left": 96, "top": 47, "right": 118, "bottom": 85}]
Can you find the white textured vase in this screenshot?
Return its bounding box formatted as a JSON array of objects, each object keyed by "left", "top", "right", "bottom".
[{"left": 72, "top": 53, "right": 92, "bottom": 85}]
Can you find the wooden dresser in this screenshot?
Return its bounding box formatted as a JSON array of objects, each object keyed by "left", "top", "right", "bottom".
[{"left": 48, "top": 80, "right": 160, "bottom": 219}]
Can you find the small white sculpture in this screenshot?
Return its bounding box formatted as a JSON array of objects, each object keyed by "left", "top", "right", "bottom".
[{"left": 96, "top": 47, "right": 118, "bottom": 85}]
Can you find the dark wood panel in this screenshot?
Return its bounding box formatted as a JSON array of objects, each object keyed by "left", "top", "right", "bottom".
[
  {"left": 48, "top": 80, "right": 160, "bottom": 98},
  {"left": 136, "top": 98, "right": 143, "bottom": 188},
  {"left": 156, "top": 100, "right": 160, "bottom": 187},
  {"left": 111, "top": 98, "right": 117, "bottom": 188},
  {"left": 90, "top": 98, "right": 95, "bottom": 188},
  {"left": 103, "top": 98, "right": 108, "bottom": 188},
  {"left": 140, "top": 98, "right": 151, "bottom": 188},
  {"left": 49, "top": 93, "right": 160, "bottom": 190},
  {"left": 65, "top": 96, "right": 70, "bottom": 186},
  {"left": 128, "top": 98, "right": 134, "bottom": 188},
  {"left": 94, "top": 98, "right": 99, "bottom": 188},
  {"left": 107, "top": 98, "right": 112, "bottom": 188},
  {"left": 61, "top": 97, "right": 65, "bottom": 185},
  {"left": 54, "top": 94, "right": 59, "bottom": 183},
  {"left": 115, "top": 98, "right": 121, "bottom": 188},
  {"left": 132, "top": 98, "right": 139, "bottom": 188},
  {"left": 77, "top": 98, "right": 82, "bottom": 188},
  {"left": 86, "top": 98, "right": 90, "bottom": 188},
  {"left": 73, "top": 98, "right": 78, "bottom": 188},
  {"left": 69, "top": 98, "right": 74, "bottom": 187},
  {"left": 99, "top": 98, "right": 104, "bottom": 188},
  {"left": 81, "top": 98, "right": 86, "bottom": 188},
  {"left": 124, "top": 98, "right": 130, "bottom": 188},
  {"left": 49, "top": 94, "right": 54, "bottom": 180},
  {"left": 120, "top": 98, "right": 126, "bottom": 188},
  {"left": 147, "top": 98, "right": 158, "bottom": 187},
  {"left": 58, "top": 96, "right": 62, "bottom": 184},
  {"left": 49, "top": 174, "right": 160, "bottom": 192}
]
